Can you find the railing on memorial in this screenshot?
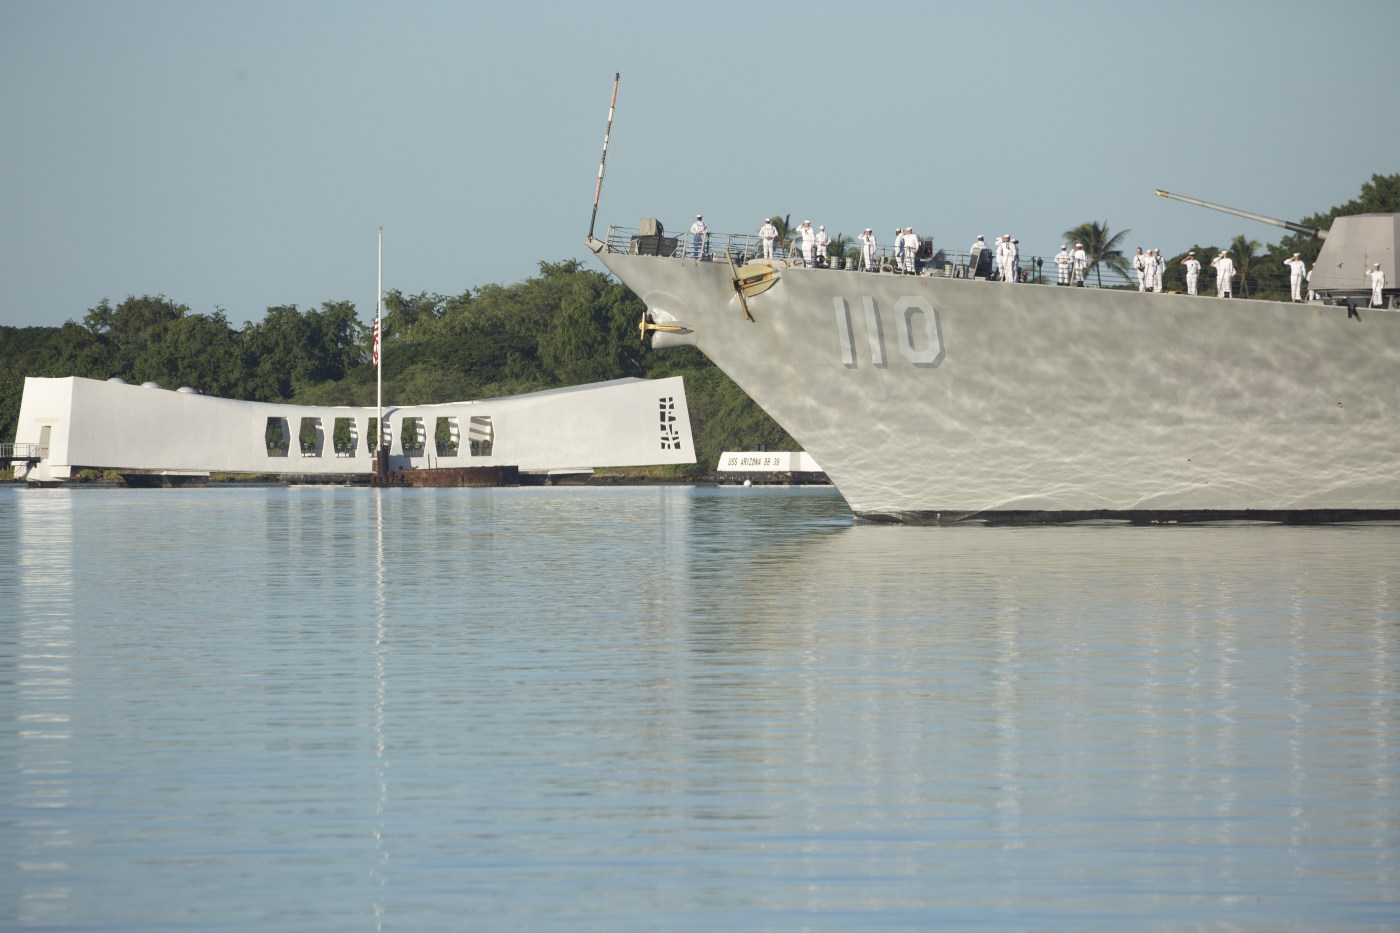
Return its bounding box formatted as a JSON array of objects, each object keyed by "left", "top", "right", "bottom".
[{"left": 0, "top": 443, "right": 46, "bottom": 466}]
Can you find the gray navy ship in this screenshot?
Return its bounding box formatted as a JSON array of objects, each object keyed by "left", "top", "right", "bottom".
[{"left": 587, "top": 191, "right": 1399, "bottom": 524}]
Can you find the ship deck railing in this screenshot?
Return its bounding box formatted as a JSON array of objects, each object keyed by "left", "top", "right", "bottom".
[{"left": 600, "top": 225, "right": 1343, "bottom": 297}]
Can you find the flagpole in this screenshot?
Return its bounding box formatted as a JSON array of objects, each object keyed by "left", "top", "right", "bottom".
[{"left": 376, "top": 226, "right": 383, "bottom": 459}]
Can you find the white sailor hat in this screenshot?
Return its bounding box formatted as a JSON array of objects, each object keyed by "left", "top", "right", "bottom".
[
  {"left": 977, "top": 234, "right": 985, "bottom": 240},
  {"left": 696, "top": 214, "right": 702, "bottom": 218},
  {"left": 1060, "top": 244, "right": 1066, "bottom": 249},
  {"left": 764, "top": 217, "right": 770, "bottom": 222},
  {"left": 1074, "top": 242, "right": 1082, "bottom": 247},
  {"left": 819, "top": 225, "right": 824, "bottom": 230},
  {"left": 865, "top": 227, "right": 872, "bottom": 232},
  {"left": 1292, "top": 251, "right": 1300, "bottom": 257}
]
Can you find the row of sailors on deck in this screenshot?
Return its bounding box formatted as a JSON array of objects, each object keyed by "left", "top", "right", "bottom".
[
  {"left": 708, "top": 215, "right": 1389, "bottom": 305},
  {"left": 751, "top": 218, "right": 925, "bottom": 273},
  {"left": 1127, "top": 247, "right": 1239, "bottom": 299}
]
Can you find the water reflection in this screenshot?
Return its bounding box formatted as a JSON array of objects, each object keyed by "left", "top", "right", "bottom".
[
  {"left": 9, "top": 491, "right": 76, "bottom": 926},
  {"left": 0, "top": 486, "right": 1396, "bottom": 930}
]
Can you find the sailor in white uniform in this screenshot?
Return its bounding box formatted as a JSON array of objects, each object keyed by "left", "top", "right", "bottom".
[
  {"left": 859, "top": 228, "right": 878, "bottom": 272},
  {"left": 1005, "top": 237, "right": 1020, "bottom": 283},
  {"left": 969, "top": 234, "right": 987, "bottom": 278},
  {"left": 1071, "top": 243, "right": 1087, "bottom": 286},
  {"left": 894, "top": 228, "right": 905, "bottom": 273},
  {"left": 1153, "top": 249, "right": 1165, "bottom": 293},
  {"left": 901, "top": 228, "right": 919, "bottom": 274},
  {"left": 1134, "top": 247, "right": 1149, "bottom": 291},
  {"left": 796, "top": 220, "right": 816, "bottom": 267},
  {"left": 1211, "top": 251, "right": 1235, "bottom": 298},
  {"left": 993, "top": 235, "right": 1008, "bottom": 281},
  {"left": 1283, "top": 252, "right": 1307, "bottom": 302},
  {"left": 1054, "top": 244, "right": 1071, "bottom": 285},
  {"left": 759, "top": 218, "right": 778, "bottom": 259},
  {"left": 815, "top": 225, "right": 831, "bottom": 266},
  {"left": 1368, "top": 262, "right": 1386, "bottom": 307},
  {"left": 1181, "top": 251, "right": 1201, "bottom": 296},
  {"left": 689, "top": 215, "right": 708, "bottom": 259}
]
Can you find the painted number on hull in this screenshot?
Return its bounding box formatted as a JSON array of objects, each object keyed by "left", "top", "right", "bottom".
[{"left": 834, "top": 296, "right": 944, "bottom": 368}]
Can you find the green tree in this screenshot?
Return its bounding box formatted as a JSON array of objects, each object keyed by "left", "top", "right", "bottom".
[
  {"left": 0, "top": 369, "right": 24, "bottom": 445},
  {"left": 829, "top": 232, "right": 851, "bottom": 267},
  {"left": 133, "top": 310, "right": 244, "bottom": 395},
  {"left": 241, "top": 302, "right": 364, "bottom": 400},
  {"left": 1229, "top": 234, "right": 1263, "bottom": 298},
  {"left": 770, "top": 213, "right": 792, "bottom": 243},
  {"left": 1273, "top": 173, "right": 1400, "bottom": 269},
  {"left": 85, "top": 295, "right": 188, "bottom": 378},
  {"left": 1063, "top": 220, "right": 1131, "bottom": 286}
]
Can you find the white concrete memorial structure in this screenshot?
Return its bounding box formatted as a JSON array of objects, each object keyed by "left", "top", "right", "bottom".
[{"left": 11, "top": 375, "right": 694, "bottom": 484}]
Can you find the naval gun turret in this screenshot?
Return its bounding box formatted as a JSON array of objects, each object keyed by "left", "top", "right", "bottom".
[{"left": 1156, "top": 189, "right": 1397, "bottom": 308}]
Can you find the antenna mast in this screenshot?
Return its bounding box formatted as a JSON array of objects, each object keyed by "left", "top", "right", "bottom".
[{"left": 587, "top": 72, "right": 620, "bottom": 241}]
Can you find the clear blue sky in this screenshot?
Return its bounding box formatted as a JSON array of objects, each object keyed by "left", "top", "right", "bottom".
[{"left": 2, "top": 0, "right": 1396, "bottom": 329}]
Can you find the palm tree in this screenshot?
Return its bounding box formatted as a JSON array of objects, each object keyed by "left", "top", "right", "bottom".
[
  {"left": 830, "top": 232, "right": 850, "bottom": 267},
  {"left": 771, "top": 213, "right": 792, "bottom": 243},
  {"left": 1230, "top": 234, "right": 1262, "bottom": 298},
  {"left": 769, "top": 213, "right": 792, "bottom": 259},
  {"left": 1063, "top": 220, "right": 1131, "bottom": 287}
]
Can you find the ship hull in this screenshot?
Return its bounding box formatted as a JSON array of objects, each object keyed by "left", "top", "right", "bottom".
[{"left": 593, "top": 246, "right": 1400, "bottom": 523}]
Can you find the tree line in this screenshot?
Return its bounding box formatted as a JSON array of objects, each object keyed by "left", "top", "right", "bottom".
[{"left": 0, "top": 260, "right": 795, "bottom": 478}]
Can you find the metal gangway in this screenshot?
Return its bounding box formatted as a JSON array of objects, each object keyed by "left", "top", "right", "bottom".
[{"left": 1, "top": 443, "right": 45, "bottom": 470}]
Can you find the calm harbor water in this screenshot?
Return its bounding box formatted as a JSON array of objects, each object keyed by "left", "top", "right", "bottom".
[{"left": 1, "top": 484, "right": 1397, "bottom": 931}]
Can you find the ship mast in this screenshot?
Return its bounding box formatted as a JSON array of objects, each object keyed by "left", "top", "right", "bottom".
[{"left": 587, "top": 72, "right": 619, "bottom": 242}]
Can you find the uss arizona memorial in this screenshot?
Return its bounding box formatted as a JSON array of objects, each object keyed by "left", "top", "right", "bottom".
[{"left": 10, "top": 375, "right": 695, "bottom": 485}]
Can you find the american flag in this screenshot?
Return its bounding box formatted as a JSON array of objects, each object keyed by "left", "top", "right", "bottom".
[{"left": 372, "top": 316, "right": 380, "bottom": 368}]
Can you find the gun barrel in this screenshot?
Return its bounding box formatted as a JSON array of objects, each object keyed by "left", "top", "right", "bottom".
[{"left": 1155, "top": 189, "right": 1325, "bottom": 240}]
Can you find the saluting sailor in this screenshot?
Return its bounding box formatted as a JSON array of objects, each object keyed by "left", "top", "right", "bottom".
[
  {"left": 1181, "top": 251, "right": 1201, "bottom": 296},
  {"left": 796, "top": 220, "right": 816, "bottom": 267},
  {"left": 1368, "top": 262, "right": 1386, "bottom": 307},
  {"left": 859, "top": 228, "right": 878, "bottom": 272},
  {"left": 1211, "top": 250, "right": 1235, "bottom": 298},
  {"left": 1283, "top": 252, "right": 1307, "bottom": 302}
]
